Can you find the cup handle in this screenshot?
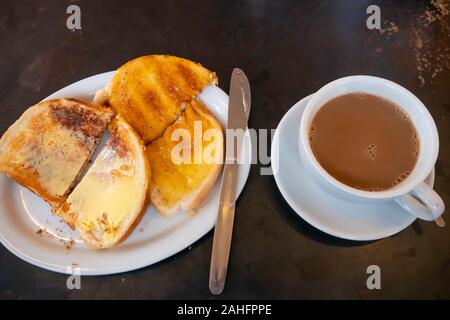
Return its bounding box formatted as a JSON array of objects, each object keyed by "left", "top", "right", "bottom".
[{"left": 394, "top": 182, "right": 445, "bottom": 221}]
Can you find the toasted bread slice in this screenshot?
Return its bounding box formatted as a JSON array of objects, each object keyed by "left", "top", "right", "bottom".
[
  {"left": 0, "top": 99, "right": 114, "bottom": 207},
  {"left": 147, "top": 100, "right": 223, "bottom": 216},
  {"left": 58, "top": 115, "right": 150, "bottom": 249},
  {"left": 94, "top": 55, "right": 218, "bottom": 143}
]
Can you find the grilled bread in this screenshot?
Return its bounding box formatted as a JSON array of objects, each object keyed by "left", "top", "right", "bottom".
[
  {"left": 147, "top": 100, "right": 223, "bottom": 216},
  {"left": 94, "top": 55, "right": 218, "bottom": 143},
  {"left": 57, "top": 115, "right": 150, "bottom": 249},
  {"left": 0, "top": 99, "right": 114, "bottom": 207}
]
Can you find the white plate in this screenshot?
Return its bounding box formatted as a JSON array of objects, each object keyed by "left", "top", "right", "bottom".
[
  {"left": 272, "top": 94, "right": 433, "bottom": 241},
  {"left": 0, "top": 72, "right": 252, "bottom": 275}
]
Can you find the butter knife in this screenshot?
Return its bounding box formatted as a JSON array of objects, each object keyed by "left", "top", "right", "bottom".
[{"left": 209, "top": 68, "right": 251, "bottom": 295}]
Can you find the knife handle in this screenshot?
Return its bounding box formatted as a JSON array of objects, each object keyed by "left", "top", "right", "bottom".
[{"left": 209, "top": 163, "right": 238, "bottom": 295}]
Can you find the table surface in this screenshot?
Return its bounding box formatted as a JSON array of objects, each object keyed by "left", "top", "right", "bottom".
[{"left": 0, "top": 0, "right": 449, "bottom": 300}]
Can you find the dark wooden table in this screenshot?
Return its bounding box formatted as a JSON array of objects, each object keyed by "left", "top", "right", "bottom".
[{"left": 0, "top": 0, "right": 449, "bottom": 299}]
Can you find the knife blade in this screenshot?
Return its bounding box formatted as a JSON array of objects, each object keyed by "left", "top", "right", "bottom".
[{"left": 209, "top": 68, "right": 251, "bottom": 295}]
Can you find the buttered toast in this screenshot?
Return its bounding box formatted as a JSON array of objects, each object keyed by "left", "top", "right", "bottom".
[
  {"left": 94, "top": 55, "right": 218, "bottom": 143},
  {"left": 57, "top": 116, "right": 150, "bottom": 249},
  {"left": 94, "top": 55, "right": 224, "bottom": 216},
  {"left": 147, "top": 100, "right": 223, "bottom": 216},
  {"left": 0, "top": 99, "right": 114, "bottom": 207},
  {"left": 0, "top": 55, "right": 224, "bottom": 249}
]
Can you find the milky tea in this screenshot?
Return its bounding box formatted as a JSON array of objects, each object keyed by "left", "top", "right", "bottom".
[{"left": 309, "top": 93, "right": 419, "bottom": 191}]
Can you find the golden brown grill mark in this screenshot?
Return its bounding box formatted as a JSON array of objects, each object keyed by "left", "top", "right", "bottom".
[{"left": 177, "top": 62, "right": 200, "bottom": 94}]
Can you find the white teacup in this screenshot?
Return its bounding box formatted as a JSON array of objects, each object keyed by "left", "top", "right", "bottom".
[{"left": 298, "top": 75, "right": 445, "bottom": 222}]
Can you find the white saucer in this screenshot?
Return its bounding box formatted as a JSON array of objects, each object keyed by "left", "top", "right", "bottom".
[{"left": 272, "top": 94, "right": 434, "bottom": 241}]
